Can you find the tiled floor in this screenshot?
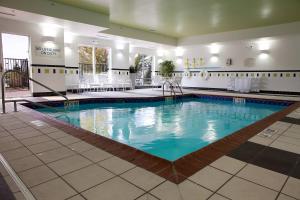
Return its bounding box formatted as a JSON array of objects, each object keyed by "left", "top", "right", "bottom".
[{"left": 0, "top": 89, "right": 299, "bottom": 200}]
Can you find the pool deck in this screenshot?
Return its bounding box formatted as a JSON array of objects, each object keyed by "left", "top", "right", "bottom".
[{"left": 0, "top": 89, "right": 300, "bottom": 200}]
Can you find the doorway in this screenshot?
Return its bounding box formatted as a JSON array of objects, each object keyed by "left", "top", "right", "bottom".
[
  {"left": 135, "top": 54, "right": 153, "bottom": 87},
  {"left": 1, "top": 33, "right": 30, "bottom": 97}
]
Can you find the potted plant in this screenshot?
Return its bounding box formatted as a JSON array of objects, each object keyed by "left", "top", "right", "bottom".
[
  {"left": 159, "top": 60, "right": 175, "bottom": 79},
  {"left": 129, "top": 54, "right": 142, "bottom": 88}
]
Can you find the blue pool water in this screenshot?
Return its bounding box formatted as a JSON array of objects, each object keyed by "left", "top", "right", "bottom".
[{"left": 37, "top": 98, "right": 285, "bottom": 161}]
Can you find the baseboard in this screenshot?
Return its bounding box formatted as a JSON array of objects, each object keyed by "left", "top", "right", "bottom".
[
  {"left": 182, "top": 87, "right": 300, "bottom": 95},
  {"left": 32, "top": 91, "right": 67, "bottom": 97},
  {"left": 182, "top": 87, "right": 228, "bottom": 91}
]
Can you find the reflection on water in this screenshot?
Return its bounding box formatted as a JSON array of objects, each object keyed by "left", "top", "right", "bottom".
[{"left": 41, "top": 98, "right": 284, "bottom": 161}]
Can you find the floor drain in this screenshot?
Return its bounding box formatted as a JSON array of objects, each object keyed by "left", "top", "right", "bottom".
[{"left": 259, "top": 128, "right": 277, "bottom": 138}]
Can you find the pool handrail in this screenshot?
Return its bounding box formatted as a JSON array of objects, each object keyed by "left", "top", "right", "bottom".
[
  {"left": 162, "top": 80, "right": 176, "bottom": 98},
  {"left": 1, "top": 69, "right": 70, "bottom": 113}
]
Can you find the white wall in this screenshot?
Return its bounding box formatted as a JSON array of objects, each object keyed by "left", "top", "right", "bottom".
[
  {"left": 0, "top": 17, "right": 66, "bottom": 94},
  {"left": 177, "top": 34, "right": 300, "bottom": 71},
  {"left": 176, "top": 23, "right": 300, "bottom": 93}
]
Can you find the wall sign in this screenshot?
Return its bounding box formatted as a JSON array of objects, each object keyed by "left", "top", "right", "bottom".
[{"left": 35, "top": 45, "right": 61, "bottom": 57}]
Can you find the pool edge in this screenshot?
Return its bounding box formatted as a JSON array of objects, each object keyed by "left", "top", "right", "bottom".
[{"left": 19, "top": 95, "right": 300, "bottom": 184}]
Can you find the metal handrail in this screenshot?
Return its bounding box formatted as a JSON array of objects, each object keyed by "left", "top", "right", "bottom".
[
  {"left": 172, "top": 80, "right": 184, "bottom": 96},
  {"left": 162, "top": 80, "right": 176, "bottom": 98},
  {"left": 1, "top": 70, "right": 70, "bottom": 113}
]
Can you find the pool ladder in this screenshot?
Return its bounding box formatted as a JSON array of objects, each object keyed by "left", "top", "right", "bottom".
[
  {"left": 1, "top": 69, "right": 71, "bottom": 114},
  {"left": 162, "top": 80, "right": 183, "bottom": 99}
]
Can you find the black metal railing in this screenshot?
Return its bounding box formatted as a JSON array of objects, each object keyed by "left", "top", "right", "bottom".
[{"left": 3, "top": 58, "right": 29, "bottom": 88}]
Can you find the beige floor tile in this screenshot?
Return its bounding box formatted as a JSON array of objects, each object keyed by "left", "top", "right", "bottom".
[
  {"left": 189, "top": 166, "right": 232, "bottom": 191},
  {"left": 270, "top": 140, "right": 300, "bottom": 154},
  {"left": 39, "top": 126, "right": 60, "bottom": 134},
  {"left": 98, "top": 156, "right": 135, "bottom": 175},
  {"left": 4, "top": 175, "right": 20, "bottom": 193},
  {"left": 237, "top": 164, "right": 287, "bottom": 191},
  {"left": 30, "top": 178, "right": 77, "bottom": 200},
  {"left": 0, "top": 131, "right": 10, "bottom": 138},
  {"left": 248, "top": 135, "right": 275, "bottom": 146},
  {"left": 277, "top": 193, "right": 297, "bottom": 200},
  {"left": 0, "top": 135, "right": 16, "bottom": 144},
  {"left": 63, "top": 164, "right": 114, "bottom": 192},
  {"left": 9, "top": 155, "right": 43, "bottom": 172},
  {"left": 150, "top": 180, "right": 212, "bottom": 200},
  {"left": 210, "top": 156, "right": 246, "bottom": 175},
  {"left": 82, "top": 177, "right": 144, "bottom": 200},
  {"left": 136, "top": 194, "right": 159, "bottom": 200},
  {"left": 209, "top": 194, "right": 230, "bottom": 200},
  {"left": 28, "top": 140, "right": 62, "bottom": 154},
  {"left": 2, "top": 147, "right": 32, "bottom": 161},
  {"left": 48, "top": 155, "right": 92, "bottom": 175},
  {"left": 56, "top": 135, "right": 80, "bottom": 145},
  {"left": 218, "top": 177, "right": 278, "bottom": 200},
  {"left": 290, "top": 124, "right": 300, "bottom": 131},
  {"left": 121, "top": 167, "right": 165, "bottom": 191},
  {"left": 67, "top": 195, "right": 86, "bottom": 200},
  {"left": 18, "top": 165, "right": 57, "bottom": 187},
  {"left": 8, "top": 126, "right": 36, "bottom": 134},
  {"left": 283, "top": 130, "right": 300, "bottom": 139},
  {"left": 277, "top": 136, "right": 300, "bottom": 146},
  {"left": 20, "top": 135, "right": 52, "bottom": 146},
  {"left": 81, "top": 148, "right": 113, "bottom": 163},
  {"left": 47, "top": 130, "right": 69, "bottom": 139},
  {"left": 14, "top": 131, "right": 43, "bottom": 140},
  {"left": 68, "top": 141, "right": 95, "bottom": 153},
  {"left": 37, "top": 146, "right": 75, "bottom": 163},
  {"left": 0, "top": 140, "right": 23, "bottom": 152},
  {"left": 282, "top": 177, "right": 300, "bottom": 199}
]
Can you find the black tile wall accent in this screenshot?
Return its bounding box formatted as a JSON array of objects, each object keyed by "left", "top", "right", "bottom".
[
  {"left": 280, "top": 117, "right": 300, "bottom": 125},
  {"left": 227, "top": 142, "right": 266, "bottom": 163},
  {"left": 251, "top": 147, "right": 299, "bottom": 175},
  {"left": 290, "top": 159, "right": 300, "bottom": 179},
  {"left": 228, "top": 142, "right": 300, "bottom": 178}
]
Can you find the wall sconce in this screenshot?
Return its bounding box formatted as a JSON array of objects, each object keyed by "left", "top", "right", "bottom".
[
  {"left": 64, "top": 32, "right": 76, "bottom": 44},
  {"left": 157, "top": 58, "right": 163, "bottom": 64},
  {"left": 257, "top": 39, "right": 271, "bottom": 51},
  {"left": 157, "top": 49, "right": 164, "bottom": 57},
  {"left": 116, "top": 43, "right": 125, "bottom": 50},
  {"left": 175, "top": 47, "right": 184, "bottom": 57},
  {"left": 42, "top": 36, "right": 55, "bottom": 48},
  {"left": 176, "top": 58, "right": 183, "bottom": 65},
  {"left": 209, "top": 43, "right": 221, "bottom": 54},
  {"left": 259, "top": 50, "right": 270, "bottom": 59},
  {"left": 42, "top": 36, "right": 55, "bottom": 43},
  {"left": 210, "top": 54, "right": 219, "bottom": 62},
  {"left": 40, "top": 23, "right": 59, "bottom": 37}
]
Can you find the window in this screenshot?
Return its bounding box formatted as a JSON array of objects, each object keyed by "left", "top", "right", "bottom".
[
  {"left": 78, "top": 46, "right": 109, "bottom": 77},
  {"left": 79, "top": 46, "right": 93, "bottom": 75},
  {"left": 95, "top": 48, "right": 109, "bottom": 74}
]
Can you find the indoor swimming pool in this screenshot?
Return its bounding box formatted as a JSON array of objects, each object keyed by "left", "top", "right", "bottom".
[{"left": 36, "top": 97, "right": 286, "bottom": 161}]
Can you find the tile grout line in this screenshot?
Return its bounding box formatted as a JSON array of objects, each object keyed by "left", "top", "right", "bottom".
[
  {"left": 274, "top": 156, "right": 300, "bottom": 200},
  {"left": 1, "top": 123, "right": 91, "bottom": 200},
  {"left": 0, "top": 153, "right": 36, "bottom": 200},
  {"left": 2, "top": 117, "right": 160, "bottom": 199}
]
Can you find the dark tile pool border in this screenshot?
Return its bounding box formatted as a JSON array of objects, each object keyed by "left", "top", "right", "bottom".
[{"left": 20, "top": 95, "right": 300, "bottom": 184}]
